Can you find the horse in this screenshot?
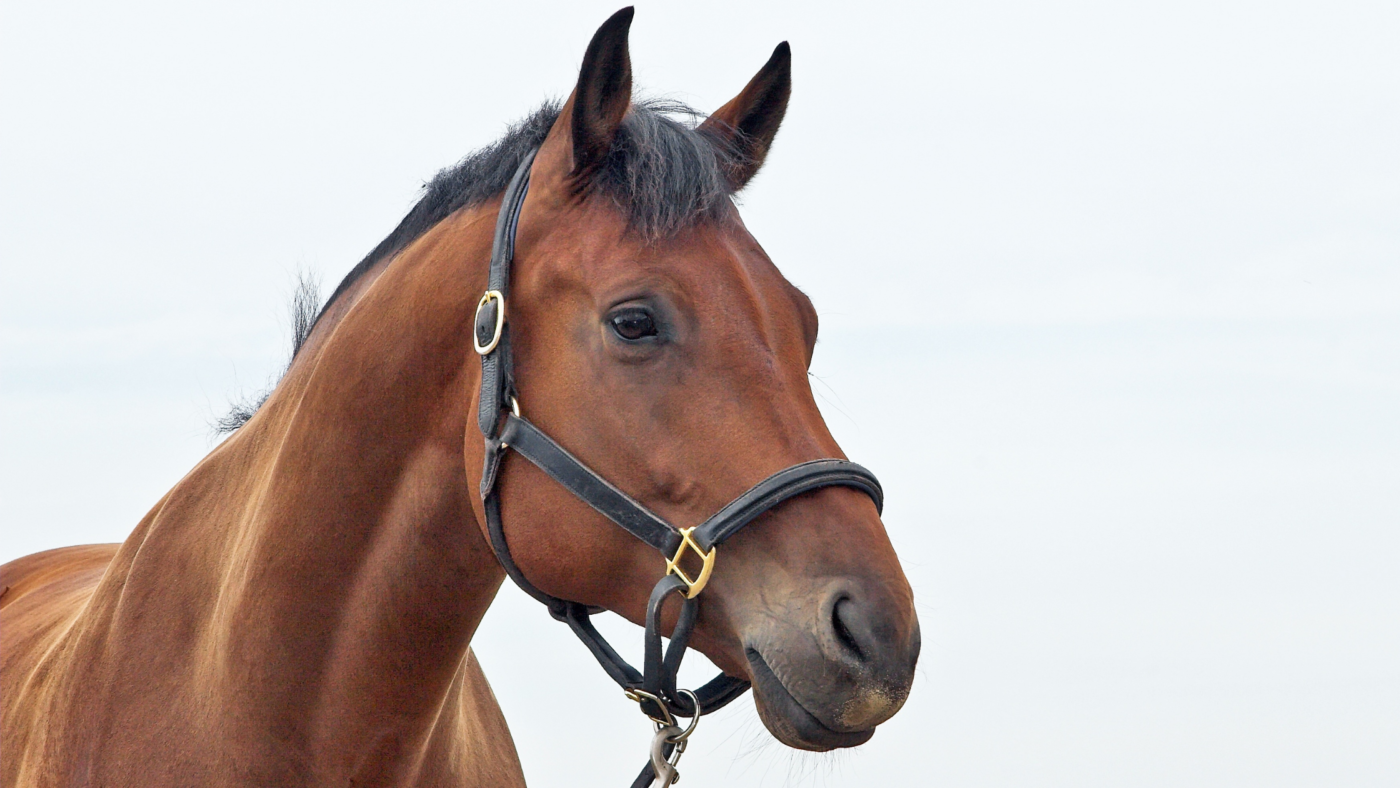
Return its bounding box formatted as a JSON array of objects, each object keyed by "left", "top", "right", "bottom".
[{"left": 0, "top": 8, "right": 920, "bottom": 786}]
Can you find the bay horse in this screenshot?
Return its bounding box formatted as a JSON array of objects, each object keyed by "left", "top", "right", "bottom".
[{"left": 0, "top": 9, "right": 919, "bottom": 786}]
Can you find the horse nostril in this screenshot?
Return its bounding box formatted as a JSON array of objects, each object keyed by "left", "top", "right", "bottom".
[{"left": 830, "top": 596, "right": 867, "bottom": 663}]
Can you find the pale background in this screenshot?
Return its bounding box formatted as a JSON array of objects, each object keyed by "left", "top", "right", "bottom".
[{"left": 2, "top": 1, "right": 1397, "bottom": 785}]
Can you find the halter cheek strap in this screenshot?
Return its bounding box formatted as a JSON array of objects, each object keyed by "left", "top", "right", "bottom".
[{"left": 475, "top": 149, "right": 884, "bottom": 787}]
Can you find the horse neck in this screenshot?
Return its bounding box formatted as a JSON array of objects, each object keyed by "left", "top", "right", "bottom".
[{"left": 103, "top": 203, "right": 506, "bottom": 770}]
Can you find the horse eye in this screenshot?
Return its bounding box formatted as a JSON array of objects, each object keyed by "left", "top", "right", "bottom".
[{"left": 609, "top": 309, "right": 658, "bottom": 341}]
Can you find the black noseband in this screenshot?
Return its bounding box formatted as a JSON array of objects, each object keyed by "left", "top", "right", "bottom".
[{"left": 475, "top": 149, "right": 884, "bottom": 786}]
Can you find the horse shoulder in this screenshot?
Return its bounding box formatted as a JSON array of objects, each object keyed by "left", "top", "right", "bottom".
[
  {"left": 1, "top": 544, "right": 119, "bottom": 784},
  {"left": 0, "top": 543, "right": 118, "bottom": 651}
]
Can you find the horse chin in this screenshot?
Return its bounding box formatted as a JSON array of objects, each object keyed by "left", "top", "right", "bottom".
[{"left": 744, "top": 648, "right": 877, "bottom": 752}]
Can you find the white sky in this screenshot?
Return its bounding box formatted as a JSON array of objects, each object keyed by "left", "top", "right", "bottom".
[{"left": 2, "top": 1, "right": 1397, "bottom": 785}]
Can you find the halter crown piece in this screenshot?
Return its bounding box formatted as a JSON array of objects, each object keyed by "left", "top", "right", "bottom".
[{"left": 475, "top": 149, "right": 884, "bottom": 788}]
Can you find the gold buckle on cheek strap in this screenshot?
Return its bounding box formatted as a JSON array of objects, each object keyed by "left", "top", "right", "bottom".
[{"left": 665, "top": 526, "right": 716, "bottom": 599}]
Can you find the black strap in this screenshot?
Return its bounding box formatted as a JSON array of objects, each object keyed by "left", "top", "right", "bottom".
[
  {"left": 477, "top": 148, "right": 536, "bottom": 441},
  {"left": 497, "top": 415, "right": 882, "bottom": 559},
  {"left": 500, "top": 415, "right": 678, "bottom": 554},
  {"left": 692, "top": 459, "right": 882, "bottom": 551}
]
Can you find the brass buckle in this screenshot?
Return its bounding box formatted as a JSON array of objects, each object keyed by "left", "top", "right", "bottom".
[
  {"left": 473, "top": 290, "right": 506, "bottom": 355},
  {"left": 666, "top": 526, "right": 716, "bottom": 599},
  {"left": 624, "top": 687, "right": 675, "bottom": 726}
]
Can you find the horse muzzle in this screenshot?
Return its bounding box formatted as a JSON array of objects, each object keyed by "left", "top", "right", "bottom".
[{"left": 741, "top": 579, "right": 920, "bottom": 751}]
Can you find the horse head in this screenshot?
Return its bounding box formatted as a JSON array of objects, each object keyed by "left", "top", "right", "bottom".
[{"left": 471, "top": 8, "right": 920, "bottom": 751}]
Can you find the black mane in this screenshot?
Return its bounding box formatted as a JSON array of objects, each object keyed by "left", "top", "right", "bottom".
[{"left": 217, "top": 98, "right": 738, "bottom": 434}]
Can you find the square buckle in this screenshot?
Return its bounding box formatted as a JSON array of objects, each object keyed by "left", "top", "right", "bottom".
[{"left": 665, "top": 526, "right": 716, "bottom": 599}]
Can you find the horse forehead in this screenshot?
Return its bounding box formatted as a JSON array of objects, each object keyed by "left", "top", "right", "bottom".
[{"left": 564, "top": 217, "right": 782, "bottom": 300}]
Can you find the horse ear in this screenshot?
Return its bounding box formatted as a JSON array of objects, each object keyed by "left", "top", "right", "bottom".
[
  {"left": 700, "top": 42, "right": 792, "bottom": 190},
  {"left": 564, "top": 7, "right": 634, "bottom": 184}
]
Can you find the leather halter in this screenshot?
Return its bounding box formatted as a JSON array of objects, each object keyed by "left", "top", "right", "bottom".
[{"left": 475, "top": 149, "right": 884, "bottom": 784}]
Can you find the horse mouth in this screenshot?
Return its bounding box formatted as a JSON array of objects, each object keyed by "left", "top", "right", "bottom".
[{"left": 744, "top": 648, "right": 875, "bottom": 751}]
